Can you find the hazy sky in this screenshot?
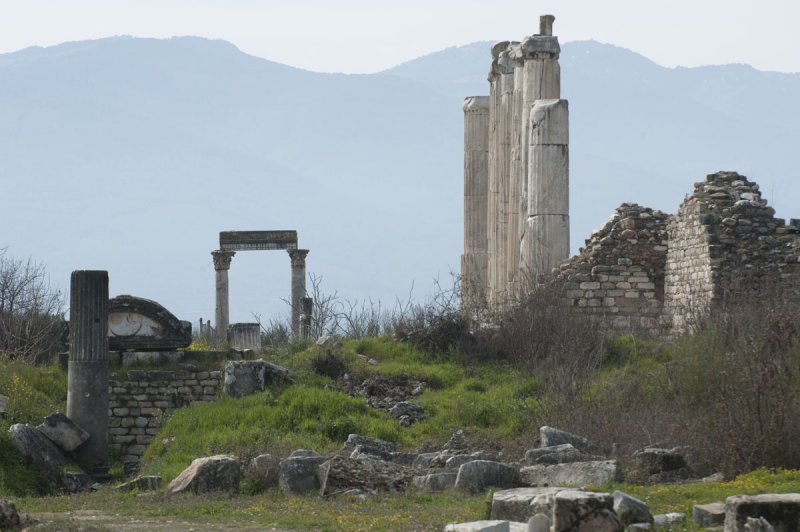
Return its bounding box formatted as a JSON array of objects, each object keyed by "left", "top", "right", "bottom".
[{"left": 2, "top": 0, "right": 798, "bottom": 73}]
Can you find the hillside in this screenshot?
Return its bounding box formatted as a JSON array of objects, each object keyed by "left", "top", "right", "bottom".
[{"left": 1, "top": 37, "right": 798, "bottom": 323}]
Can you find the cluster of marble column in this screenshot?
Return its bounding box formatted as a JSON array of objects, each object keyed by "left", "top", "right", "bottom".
[
  {"left": 461, "top": 15, "right": 569, "bottom": 309},
  {"left": 212, "top": 248, "right": 310, "bottom": 342}
]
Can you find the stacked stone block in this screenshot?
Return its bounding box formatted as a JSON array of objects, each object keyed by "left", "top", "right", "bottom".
[
  {"left": 108, "top": 369, "right": 221, "bottom": 464},
  {"left": 555, "top": 204, "right": 670, "bottom": 337},
  {"left": 664, "top": 171, "right": 800, "bottom": 331}
]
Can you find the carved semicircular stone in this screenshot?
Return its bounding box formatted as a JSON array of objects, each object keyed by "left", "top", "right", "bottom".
[{"left": 108, "top": 295, "right": 192, "bottom": 351}]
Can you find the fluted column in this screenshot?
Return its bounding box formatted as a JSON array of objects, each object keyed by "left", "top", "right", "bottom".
[
  {"left": 522, "top": 98, "right": 569, "bottom": 281},
  {"left": 66, "top": 270, "right": 109, "bottom": 479},
  {"left": 461, "top": 96, "right": 490, "bottom": 308},
  {"left": 212, "top": 250, "right": 235, "bottom": 343},
  {"left": 287, "top": 249, "right": 309, "bottom": 337}
]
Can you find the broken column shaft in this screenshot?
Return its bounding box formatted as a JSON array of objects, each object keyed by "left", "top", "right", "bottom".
[
  {"left": 461, "top": 96, "right": 490, "bottom": 306},
  {"left": 212, "top": 250, "right": 235, "bottom": 344},
  {"left": 66, "top": 270, "right": 109, "bottom": 480},
  {"left": 287, "top": 249, "right": 309, "bottom": 338}
]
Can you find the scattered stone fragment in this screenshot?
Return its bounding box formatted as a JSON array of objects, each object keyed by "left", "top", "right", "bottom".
[
  {"left": 318, "top": 456, "right": 415, "bottom": 496},
  {"left": 246, "top": 454, "right": 280, "bottom": 489},
  {"left": 447, "top": 452, "right": 500, "bottom": 469},
  {"left": 539, "top": 426, "right": 591, "bottom": 452},
  {"left": 0, "top": 500, "right": 22, "bottom": 531},
  {"left": 167, "top": 455, "right": 240, "bottom": 495},
  {"left": 552, "top": 490, "right": 621, "bottom": 532},
  {"left": 491, "top": 487, "right": 565, "bottom": 522},
  {"left": 116, "top": 476, "right": 163, "bottom": 492},
  {"left": 693, "top": 502, "right": 726, "bottom": 527},
  {"left": 316, "top": 335, "right": 339, "bottom": 347},
  {"left": 524, "top": 443, "right": 600, "bottom": 465},
  {"left": 278, "top": 454, "right": 326, "bottom": 495},
  {"left": 527, "top": 513, "right": 551, "bottom": 532},
  {"left": 413, "top": 472, "right": 458, "bottom": 492},
  {"left": 725, "top": 493, "right": 800, "bottom": 532},
  {"left": 289, "top": 449, "right": 322, "bottom": 458},
  {"left": 445, "top": 520, "right": 527, "bottom": 532},
  {"left": 613, "top": 490, "right": 653, "bottom": 526},
  {"left": 743, "top": 517, "right": 775, "bottom": 532},
  {"left": 343, "top": 434, "right": 396, "bottom": 455},
  {"left": 455, "top": 460, "right": 520, "bottom": 494},
  {"left": 223, "top": 359, "right": 293, "bottom": 397},
  {"left": 444, "top": 429, "right": 467, "bottom": 451},
  {"left": 7, "top": 423, "right": 81, "bottom": 490},
  {"left": 36, "top": 412, "right": 90, "bottom": 452},
  {"left": 520, "top": 460, "right": 621, "bottom": 487},
  {"left": 653, "top": 512, "right": 685, "bottom": 530}
]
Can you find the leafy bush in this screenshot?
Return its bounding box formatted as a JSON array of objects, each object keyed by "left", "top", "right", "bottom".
[{"left": 310, "top": 350, "right": 348, "bottom": 379}]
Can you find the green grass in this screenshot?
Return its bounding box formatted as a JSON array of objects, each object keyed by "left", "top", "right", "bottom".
[
  {"left": 0, "top": 358, "right": 67, "bottom": 496},
  {"left": 16, "top": 487, "right": 487, "bottom": 531}
]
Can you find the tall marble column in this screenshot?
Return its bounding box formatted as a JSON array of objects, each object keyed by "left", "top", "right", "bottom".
[
  {"left": 461, "top": 95, "right": 490, "bottom": 308},
  {"left": 287, "top": 249, "right": 309, "bottom": 337},
  {"left": 522, "top": 98, "right": 569, "bottom": 281},
  {"left": 212, "top": 250, "right": 235, "bottom": 343},
  {"left": 66, "top": 270, "right": 109, "bottom": 480}
]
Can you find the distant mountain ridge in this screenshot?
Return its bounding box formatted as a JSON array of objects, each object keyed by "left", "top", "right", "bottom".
[{"left": 1, "top": 36, "right": 798, "bottom": 322}]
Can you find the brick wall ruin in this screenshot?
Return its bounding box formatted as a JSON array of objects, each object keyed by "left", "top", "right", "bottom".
[{"left": 108, "top": 369, "right": 221, "bottom": 465}]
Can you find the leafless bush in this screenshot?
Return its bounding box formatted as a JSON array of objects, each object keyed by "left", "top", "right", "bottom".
[
  {"left": 253, "top": 313, "right": 291, "bottom": 347},
  {"left": 665, "top": 291, "right": 800, "bottom": 476},
  {"left": 0, "top": 250, "right": 64, "bottom": 363}
]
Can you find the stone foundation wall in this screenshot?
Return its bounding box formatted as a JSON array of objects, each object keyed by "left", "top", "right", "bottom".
[{"left": 108, "top": 369, "right": 221, "bottom": 464}]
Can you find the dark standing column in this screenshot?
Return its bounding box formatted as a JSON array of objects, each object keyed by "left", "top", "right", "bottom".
[
  {"left": 212, "top": 250, "right": 235, "bottom": 344},
  {"left": 287, "top": 249, "right": 309, "bottom": 338},
  {"left": 66, "top": 270, "right": 109, "bottom": 480}
]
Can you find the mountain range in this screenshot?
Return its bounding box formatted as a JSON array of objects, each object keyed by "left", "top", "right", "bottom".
[{"left": 2, "top": 36, "right": 798, "bottom": 323}]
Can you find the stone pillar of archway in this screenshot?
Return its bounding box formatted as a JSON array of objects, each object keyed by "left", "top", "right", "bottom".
[
  {"left": 212, "top": 250, "right": 235, "bottom": 343},
  {"left": 287, "top": 249, "right": 309, "bottom": 338}
]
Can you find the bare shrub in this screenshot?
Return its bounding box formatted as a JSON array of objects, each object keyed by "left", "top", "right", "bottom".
[
  {"left": 0, "top": 250, "right": 64, "bottom": 363},
  {"left": 665, "top": 291, "right": 800, "bottom": 476},
  {"left": 480, "top": 280, "right": 609, "bottom": 401}
]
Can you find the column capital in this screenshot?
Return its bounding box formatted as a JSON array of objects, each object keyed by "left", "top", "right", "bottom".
[
  {"left": 287, "top": 249, "right": 309, "bottom": 268},
  {"left": 212, "top": 250, "right": 235, "bottom": 271}
]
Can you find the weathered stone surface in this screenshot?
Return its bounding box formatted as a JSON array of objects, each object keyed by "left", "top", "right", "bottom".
[
  {"left": 343, "top": 434, "right": 396, "bottom": 455},
  {"left": 228, "top": 323, "right": 261, "bottom": 350},
  {"left": 613, "top": 490, "right": 653, "bottom": 526},
  {"left": 693, "top": 502, "right": 726, "bottom": 527},
  {"left": 445, "top": 520, "right": 527, "bottom": 532},
  {"left": 520, "top": 460, "right": 620, "bottom": 487},
  {"left": 8, "top": 423, "right": 78, "bottom": 488},
  {"left": 167, "top": 455, "right": 240, "bottom": 495},
  {"left": 447, "top": 451, "right": 500, "bottom": 469},
  {"left": 743, "top": 517, "right": 775, "bottom": 532},
  {"left": 0, "top": 499, "right": 22, "bottom": 530},
  {"left": 116, "top": 476, "right": 163, "bottom": 492},
  {"left": 289, "top": 449, "right": 321, "bottom": 458},
  {"left": 63, "top": 471, "right": 94, "bottom": 493},
  {"left": 491, "top": 487, "right": 567, "bottom": 522},
  {"left": 0, "top": 394, "right": 7, "bottom": 415},
  {"left": 223, "top": 359, "right": 293, "bottom": 397},
  {"left": 525, "top": 443, "right": 599, "bottom": 465},
  {"left": 552, "top": 490, "right": 621, "bottom": 532},
  {"left": 318, "top": 456, "right": 415, "bottom": 496},
  {"left": 632, "top": 448, "right": 687, "bottom": 475},
  {"left": 219, "top": 230, "right": 298, "bottom": 251},
  {"left": 413, "top": 472, "right": 458, "bottom": 492},
  {"left": 108, "top": 295, "right": 191, "bottom": 351},
  {"left": 444, "top": 428, "right": 467, "bottom": 450},
  {"left": 653, "top": 512, "right": 685, "bottom": 530},
  {"left": 724, "top": 493, "right": 800, "bottom": 532},
  {"left": 36, "top": 412, "right": 90, "bottom": 452},
  {"left": 278, "top": 455, "right": 326, "bottom": 495},
  {"left": 539, "top": 426, "right": 590, "bottom": 451},
  {"left": 349, "top": 445, "right": 393, "bottom": 462},
  {"left": 455, "top": 460, "right": 520, "bottom": 494},
  {"left": 527, "top": 513, "right": 551, "bottom": 532},
  {"left": 246, "top": 453, "right": 280, "bottom": 489}
]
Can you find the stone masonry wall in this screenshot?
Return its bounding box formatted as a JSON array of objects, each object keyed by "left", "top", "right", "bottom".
[
  {"left": 554, "top": 203, "right": 670, "bottom": 338},
  {"left": 664, "top": 171, "right": 800, "bottom": 331},
  {"left": 108, "top": 369, "right": 221, "bottom": 465}
]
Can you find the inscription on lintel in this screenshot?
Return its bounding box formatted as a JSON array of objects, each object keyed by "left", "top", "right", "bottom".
[{"left": 219, "top": 230, "right": 298, "bottom": 251}]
